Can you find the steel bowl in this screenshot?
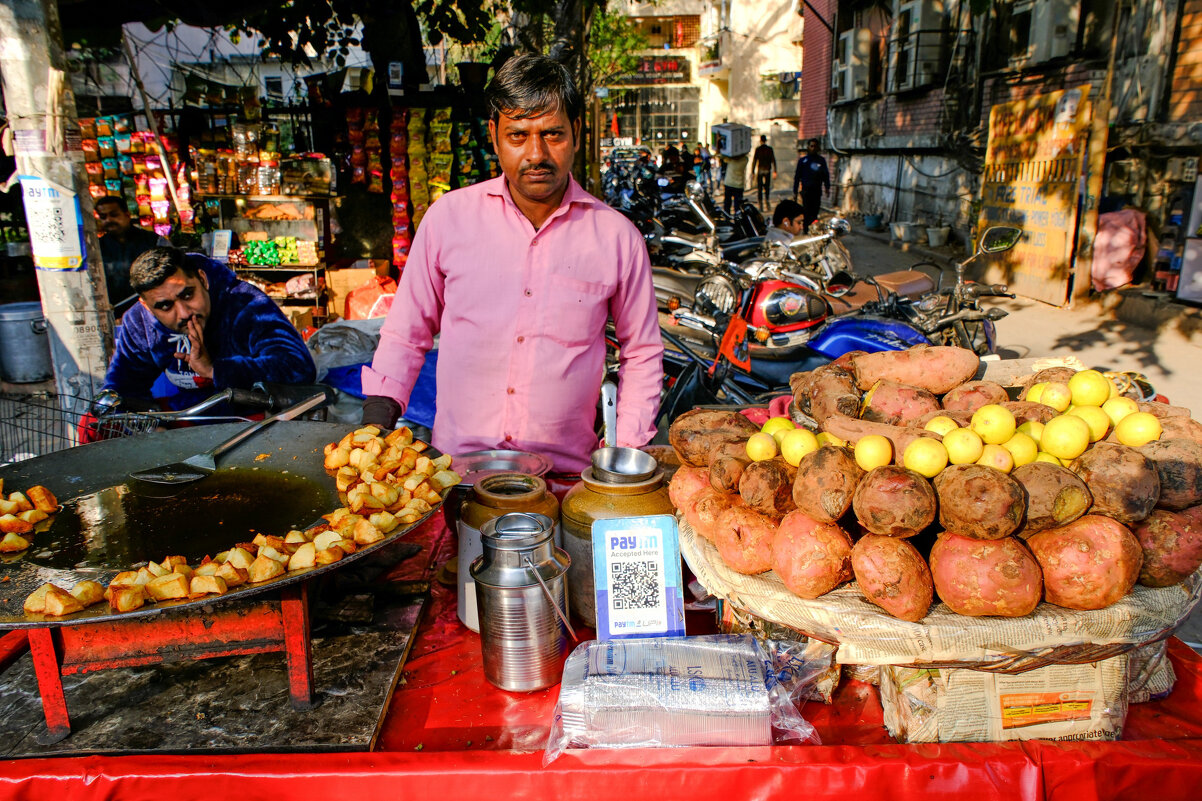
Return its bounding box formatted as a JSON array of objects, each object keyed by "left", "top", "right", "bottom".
[{"left": 590, "top": 446, "right": 658, "bottom": 484}]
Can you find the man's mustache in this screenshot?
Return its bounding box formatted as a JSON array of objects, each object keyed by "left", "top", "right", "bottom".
[{"left": 520, "top": 162, "right": 556, "bottom": 175}]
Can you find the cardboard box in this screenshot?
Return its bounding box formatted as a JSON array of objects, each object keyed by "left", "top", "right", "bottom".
[
  {"left": 712, "top": 123, "right": 752, "bottom": 158},
  {"left": 326, "top": 265, "right": 377, "bottom": 319}
]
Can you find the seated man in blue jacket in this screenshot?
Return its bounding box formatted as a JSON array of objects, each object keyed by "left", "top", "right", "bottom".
[{"left": 102, "top": 247, "right": 316, "bottom": 408}]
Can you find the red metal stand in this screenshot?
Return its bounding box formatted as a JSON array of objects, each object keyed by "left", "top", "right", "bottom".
[{"left": 24, "top": 583, "right": 314, "bottom": 741}]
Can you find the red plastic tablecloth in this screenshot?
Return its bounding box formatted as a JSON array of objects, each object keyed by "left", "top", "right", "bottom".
[{"left": 1, "top": 511, "right": 1201, "bottom": 801}]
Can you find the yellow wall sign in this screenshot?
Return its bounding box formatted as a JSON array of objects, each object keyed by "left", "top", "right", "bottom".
[{"left": 978, "top": 87, "right": 1095, "bottom": 306}]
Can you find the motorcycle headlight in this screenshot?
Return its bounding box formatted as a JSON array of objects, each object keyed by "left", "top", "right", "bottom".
[
  {"left": 695, "top": 274, "right": 738, "bottom": 315},
  {"left": 763, "top": 287, "right": 827, "bottom": 326}
]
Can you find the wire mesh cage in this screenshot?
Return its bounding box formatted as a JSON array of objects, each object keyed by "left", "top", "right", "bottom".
[{"left": 0, "top": 394, "right": 158, "bottom": 464}]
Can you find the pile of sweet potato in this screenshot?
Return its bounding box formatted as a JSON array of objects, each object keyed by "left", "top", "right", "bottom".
[{"left": 669, "top": 345, "right": 1202, "bottom": 623}]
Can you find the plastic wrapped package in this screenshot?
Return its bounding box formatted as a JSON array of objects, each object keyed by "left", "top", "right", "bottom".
[
  {"left": 543, "top": 635, "right": 822, "bottom": 764},
  {"left": 717, "top": 600, "right": 841, "bottom": 703}
]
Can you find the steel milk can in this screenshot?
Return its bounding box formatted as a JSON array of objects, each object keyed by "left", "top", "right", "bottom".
[{"left": 471, "top": 512, "right": 573, "bottom": 692}]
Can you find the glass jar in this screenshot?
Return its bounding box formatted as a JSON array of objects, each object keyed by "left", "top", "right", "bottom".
[{"left": 257, "top": 159, "right": 280, "bottom": 195}]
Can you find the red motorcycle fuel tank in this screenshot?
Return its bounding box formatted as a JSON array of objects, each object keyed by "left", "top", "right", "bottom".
[{"left": 747, "top": 280, "right": 829, "bottom": 334}]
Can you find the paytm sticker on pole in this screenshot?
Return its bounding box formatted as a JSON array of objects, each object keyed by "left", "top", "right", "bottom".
[
  {"left": 19, "top": 176, "right": 86, "bottom": 271},
  {"left": 592, "top": 515, "right": 685, "bottom": 640}
]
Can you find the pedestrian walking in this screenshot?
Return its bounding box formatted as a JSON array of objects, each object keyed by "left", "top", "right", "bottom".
[
  {"left": 721, "top": 150, "right": 749, "bottom": 214},
  {"left": 792, "top": 138, "right": 831, "bottom": 230},
  {"left": 695, "top": 142, "right": 710, "bottom": 189},
  {"left": 752, "top": 135, "right": 777, "bottom": 210}
]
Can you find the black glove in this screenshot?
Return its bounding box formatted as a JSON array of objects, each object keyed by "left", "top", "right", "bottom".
[{"left": 361, "top": 395, "right": 403, "bottom": 429}]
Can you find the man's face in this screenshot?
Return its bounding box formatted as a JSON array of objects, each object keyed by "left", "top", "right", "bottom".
[
  {"left": 489, "top": 107, "right": 580, "bottom": 207},
  {"left": 808, "top": 140, "right": 820, "bottom": 155},
  {"left": 96, "top": 202, "right": 132, "bottom": 237},
  {"left": 779, "top": 216, "right": 804, "bottom": 235},
  {"left": 139, "top": 269, "right": 211, "bottom": 332}
]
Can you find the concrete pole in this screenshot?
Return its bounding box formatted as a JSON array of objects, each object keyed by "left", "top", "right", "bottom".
[{"left": 0, "top": 0, "right": 115, "bottom": 403}]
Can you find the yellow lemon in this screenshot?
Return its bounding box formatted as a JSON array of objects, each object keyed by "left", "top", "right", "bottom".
[
  {"left": 746, "top": 432, "right": 779, "bottom": 461},
  {"left": 943, "top": 427, "right": 985, "bottom": 465},
  {"left": 1017, "top": 420, "right": 1044, "bottom": 447},
  {"left": 1068, "top": 369, "right": 1113, "bottom": 407},
  {"left": 780, "top": 429, "right": 820, "bottom": 467},
  {"left": 1102, "top": 396, "right": 1139, "bottom": 427},
  {"left": 1024, "top": 382, "right": 1048, "bottom": 404},
  {"left": 924, "top": 415, "right": 961, "bottom": 436},
  {"left": 976, "top": 443, "right": 1015, "bottom": 473},
  {"left": 854, "top": 435, "right": 894, "bottom": 471},
  {"left": 971, "top": 404, "right": 1017, "bottom": 445},
  {"left": 1068, "top": 405, "right": 1111, "bottom": 442},
  {"left": 1001, "top": 432, "right": 1039, "bottom": 467},
  {"left": 1114, "top": 412, "right": 1163, "bottom": 447},
  {"left": 1040, "top": 415, "right": 1091, "bottom": 461},
  {"left": 1040, "top": 382, "right": 1073, "bottom": 412},
  {"left": 761, "top": 416, "right": 796, "bottom": 438},
  {"left": 903, "top": 438, "right": 949, "bottom": 478},
  {"left": 1034, "top": 452, "right": 1065, "bottom": 466},
  {"left": 816, "top": 432, "right": 846, "bottom": 448}
]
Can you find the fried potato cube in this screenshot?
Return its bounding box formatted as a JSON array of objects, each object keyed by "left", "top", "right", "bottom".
[
  {"left": 190, "top": 574, "right": 228, "bottom": 596},
  {"left": 386, "top": 489, "right": 414, "bottom": 513},
  {"left": 0, "top": 499, "right": 17, "bottom": 515},
  {"left": 146, "top": 572, "right": 190, "bottom": 601},
  {"left": 414, "top": 455, "right": 434, "bottom": 477},
  {"left": 7, "top": 492, "right": 32, "bottom": 513},
  {"left": 374, "top": 461, "right": 401, "bottom": 481},
  {"left": 338, "top": 432, "right": 355, "bottom": 450},
  {"left": 287, "top": 542, "right": 317, "bottom": 571},
  {"left": 23, "top": 583, "right": 54, "bottom": 614},
  {"left": 0, "top": 514, "right": 33, "bottom": 535},
  {"left": 363, "top": 437, "right": 385, "bottom": 458},
  {"left": 315, "top": 546, "right": 345, "bottom": 565},
  {"left": 161, "top": 555, "right": 188, "bottom": 570},
  {"left": 384, "top": 426, "right": 414, "bottom": 447},
  {"left": 406, "top": 497, "right": 433, "bottom": 516},
  {"left": 432, "top": 454, "right": 453, "bottom": 471},
  {"left": 336, "top": 538, "right": 358, "bottom": 554},
  {"left": 353, "top": 518, "right": 385, "bottom": 545},
  {"left": 134, "top": 567, "right": 154, "bottom": 585},
  {"left": 358, "top": 466, "right": 378, "bottom": 484},
  {"left": 313, "top": 531, "right": 343, "bottom": 551},
  {"left": 335, "top": 514, "right": 363, "bottom": 539},
  {"left": 258, "top": 545, "right": 289, "bottom": 564},
  {"left": 349, "top": 493, "right": 385, "bottom": 515},
  {"left": 367, "top": 511, "right": 399, "bottom": 534},
  {"left": 248, "top": 554, "right": 285, "bottom": 583},
  {"left": 26, "top": 486, "right": 58, "bottom": 514},
  {"left": 356, "top": 424, "right": 382, "bottom": 437},
  {"left": 411, "top": 440, "right": 429, "bottom": 453},
  {"left": 108, "top": 585, "right": 147, "bottom": 612},
  {"left": 194, "top": 561, "right": 220, "bottom": 577},
  {"left": 323, "top": 441, "right": 339, "bottom": 457},
  {"left": 0, "top": 532, "right": 31, "bottom": 552},
  {"left": 351, "top": 430, "right": 377, "bottom": 445},
  {"left": 109, "top": 570, "right": 139, "bottom": 587},
  {"left": 225, "top": 546, "right": 256, "bottom": 570},
  {"left": 348, "top": 447, "right": 370, "bottom": 470},
  {"left": 173, "top": 564, "right": 194, "bottom": 580},
  {"left": 394, "top": 448, "right": 419, "bottom": 475},
  {"left": 335, "top": 466, "right": 360, "bottom": 493},
  {"left": 214, "top": 550, "right": 230, "bottom": 564},
  {"left": 284, "top": 529, "right": 312, "bottom": 544},
  {"left": 18, "top": 509, "right": 49, "bottom": 525},
  {"left": 395, "top": 510, "right": 423, "bottom": 526},
  {"left": 69, "top": 580, "right": 105, "bottom": 607},
  {"left": 146, "top": 560, "right": 169, "bottom": 578},
  {"left": 430, "top": 469, "right": 462, "bottom": 492},
  {"left": 323, "top": 508, "right": 354, "bottom": 526},
  {"left": 42, "top": 585, "right": 84, "bottom": 617},
  {"left": 323, "top": 446, "right": 352, "bottom": 471},
  {"left": 411, "top": 480, "right": 443, "bottom": 506},
  {"left": 370, "top": 482, "right": 400, "bottom": 507},
  {"left": 215, "top": 561, "right": 248, "bottom": 587}
]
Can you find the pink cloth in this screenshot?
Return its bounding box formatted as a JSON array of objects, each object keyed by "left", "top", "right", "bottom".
[
  {"left": 1092, "top": 209, "right": 1146, "bottom": 292},
  {"left": 362, "top": 175, "right": 664, "bottom": 473}
]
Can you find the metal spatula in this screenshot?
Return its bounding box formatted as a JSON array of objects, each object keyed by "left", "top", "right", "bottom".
[{"left": 128, "top": 392, "right": 328, "bottom": 485}]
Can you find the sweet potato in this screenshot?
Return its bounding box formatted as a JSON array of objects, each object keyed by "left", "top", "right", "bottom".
[
  {"left": 941, "top": 381, "right": 1009, "bottom": 413},
  {"left": 1070, "top": 442, "right": 1160, "bottom": 524},
  {"left": 668, "top": 465, "right": 711, "bottom": 512},
  {"left": 1138, "top": 439, "right": 1202, "bottom": 511},
  {"left": 792, "top": 445, "right": 864, "bottom": 523},
  {"left": 851, "top": 534, "right": 934, "bottom": 622},
  {"left": 846, "top": 345, "right": 980, "bottom": 394},
  {"left": 713, "top": 505, "right": 778, "bottom": 574},
  {"left": 1000, "top": 401, "right": 1058, "bottom": 426},
  {"left": 1136, "top": 402, "right": 1192, "bottom": 420},
  {"left": 710, "top": 455, "right": 751, "bottom": 494},
  {"left": 1027, "top": 515, "right": 1142, "bottom": 610},
  {"left": 1132, "top": 509, "right": 1202, "bottom": 587},
  {"left": 852, "top": 466, "right": 937, "bottom": 538},
  {"left": 820, "top": 413, "right": 941, "bottom": 465},
  {"left": 929, "top": 533, "right": 1042, "bottom": 617},
  {"left": 933, "top": 465, "right": 1027, "bottom": 540},
  {"left": 668, "top": 408, "right": 759, "bottom": 467},
  {"left": 1157, "top": 415, "right": 1202, "bottom": 448},
  {"left": 1011, "top": 462, "right": 1092, "bottom": 537},
  {"left": 860, "top": 380, "right": 941, "bottom": 426},
  {"left": 791, "top": 364, "right": 861, "bottom": 425},
  {"left": 684, "top": 488, "right": 739, "bottom": 542},
  {"left": 739, "top": 458, "right": 797, "bottom": 516},
  {"left": 771, "top": 511, "right": 853, "bottom": 598},
  {"left": 1018, "top": 367, "right": 1077, "bottom": 398}
]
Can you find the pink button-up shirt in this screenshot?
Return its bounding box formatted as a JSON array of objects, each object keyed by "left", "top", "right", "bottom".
[{"left": 361, "top": 175, "right": 664, "bottom": 473}]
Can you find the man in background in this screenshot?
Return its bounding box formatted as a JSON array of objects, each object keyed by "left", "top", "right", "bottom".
[
  {"left": 95, "top": 195, "right": 169, "bottom": 313},
  {"left": 721, "top": 150, "right": 749, "bottom": 215},
  {"left": 751, "top": 135, "right": 777, "bottom": 209},
  {"left": 792, "top": 138, "right": 831, "bottom": 230}
]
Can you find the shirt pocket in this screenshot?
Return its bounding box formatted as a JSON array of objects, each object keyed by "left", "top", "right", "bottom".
[{"left": 545, "top": 273, "right": 611, "bottom": 347}]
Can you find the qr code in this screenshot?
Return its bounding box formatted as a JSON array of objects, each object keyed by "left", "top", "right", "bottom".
[
  {"left": 29, "top": 205, "right": 67, "bottom": 246},
  {"left": 610, "top": 560, "right": 660, "bottom": 610}
]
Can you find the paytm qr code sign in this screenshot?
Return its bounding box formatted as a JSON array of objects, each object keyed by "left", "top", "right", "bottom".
[
  {"left": 592, "top": 515, "right": 684, "bottom": 641},
  {"left": 19, "top": 176, "right": 86, "bottom": 270}
]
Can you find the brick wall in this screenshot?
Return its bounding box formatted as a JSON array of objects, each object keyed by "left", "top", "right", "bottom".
[
  {"left": 880, "top": 90, "right": 946, "bottom": 139},
  {"left": 799, "top": 0, "right": 836, "bottom": 141},
  {"left": 979, "top": 64, "right": 1097, "bottom": 130},
  {"left": 1169, "top": 0, "right": 1202, "bottom": 122}
]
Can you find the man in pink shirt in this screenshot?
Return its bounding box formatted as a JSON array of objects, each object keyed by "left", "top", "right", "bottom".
[{"left": 360, "top": 54, "right": 664, "bottom": 473}]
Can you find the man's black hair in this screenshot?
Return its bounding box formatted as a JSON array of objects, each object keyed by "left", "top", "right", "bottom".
[
  {"left": 808, "top": 138, "right": 820, "bottom": 148},
  {"left": 130, "top": 247, "right": 201, "bottom": 294},
  {"left": 95, "top": 195, "right": 129, "bottom": 213},
  {"left": 773, "top": 199, "right": 804, "bottom": 227},
  {"left": 760, "top": 135, "right": 768, "bottom": 143},
  {"left": 485, "top": 53, "right": 583, "bottom": 124}
]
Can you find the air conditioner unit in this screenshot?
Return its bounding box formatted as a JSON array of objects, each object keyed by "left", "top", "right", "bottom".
[
  {"left": 1031, "top": 0, "right": 1079, "bottom": 63},
  {"left": 832, "top": 28, "right": 872, "bottom": 102},
  {"left": 890, "top": 0, "right": 944, "bottom": 91}
]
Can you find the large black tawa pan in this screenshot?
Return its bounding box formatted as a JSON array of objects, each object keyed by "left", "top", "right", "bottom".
[{"left": 0, "top": 421, "right": 441, "bottom": 628}]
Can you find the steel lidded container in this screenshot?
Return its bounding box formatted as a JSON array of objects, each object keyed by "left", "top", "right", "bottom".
[
  {"left": 471, "top": 512, "right": 572, "bottom": 692},
  {"left": 0, "top": 302, "right": 53, "bottom": 384}
]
